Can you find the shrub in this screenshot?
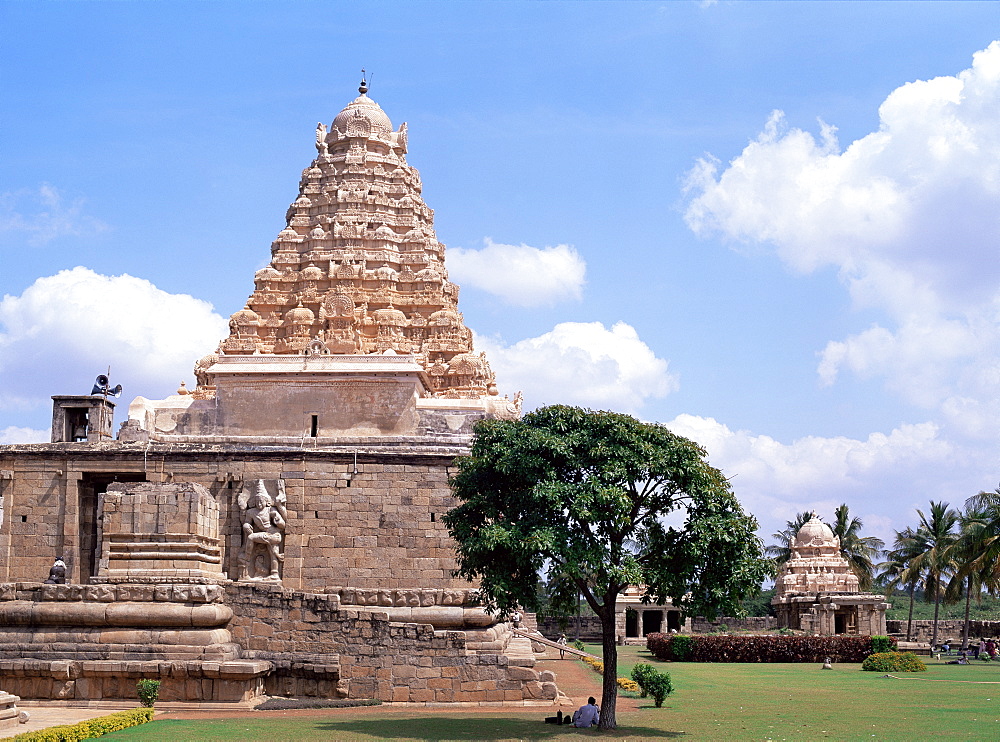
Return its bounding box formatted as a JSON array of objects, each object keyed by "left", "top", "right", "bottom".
[
  {"left": 13, "top": 708, "right": 154, "bottom": 741},
  {"left": 136, "top": 679, "right": 160, "bottom": 708},
  {"left": 572, "top": 639, "right": 586, "bottom": 651},
  {"left": 631, "top": 662, "right": 656, "bottom": 697},
  {"left": 670, "top": 634, "right": 694, "bottom": 661},
  {"left": 870, "top": 635, "right": 896, "bottom": 654},
  {"left": 617, "top": 677, "right": 640, "bottom": 693},
  {"left": 256, "top": 698, "right": 381, "bottom": 711},
  {"left": 647, "top": 632, "right": 891, "bottom": 663},
  {"left": 862, "top": 652, "right": 927, "bottom": 673},
  {"left": 645, "top": 669, "right": 674, "bottom": 707}
]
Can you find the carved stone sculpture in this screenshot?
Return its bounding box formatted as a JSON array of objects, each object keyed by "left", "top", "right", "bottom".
[
  {"left": 315, "top": 122, "right": 328, "bottom": 155},
  {"left": 238, "top": 480, "right": 287, "bottom": 581},
  {"left": 43, "top": 557, "right": 66, "bottom": 585}
]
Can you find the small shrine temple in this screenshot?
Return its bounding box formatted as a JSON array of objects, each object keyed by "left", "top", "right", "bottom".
[
  {"left": 0, "top": 81, "right": 561, "bottom": 708},
  {"left": 772, "top": 514, "right": 889, "bottom": 635}
]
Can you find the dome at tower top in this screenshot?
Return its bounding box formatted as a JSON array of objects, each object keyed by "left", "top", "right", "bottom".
[
  {"left": 332, "top": 94, "right": 393, "bottom": 134},
  {"left": 793, "top": 515, "right": 838, "bottom": 548}
]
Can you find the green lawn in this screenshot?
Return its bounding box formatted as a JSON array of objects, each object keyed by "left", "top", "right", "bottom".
[{"left": 106, "top": 647, "right": 1000, "bottom": 740}]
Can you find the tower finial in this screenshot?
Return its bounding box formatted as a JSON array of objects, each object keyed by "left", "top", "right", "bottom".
[{"left": 359, "top": 68, "right": 369, "bottom": 95}]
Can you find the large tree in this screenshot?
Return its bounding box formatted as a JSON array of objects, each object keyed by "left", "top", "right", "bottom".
[{"left": 444, "top": 405, "right": 769, "bottom": 730}]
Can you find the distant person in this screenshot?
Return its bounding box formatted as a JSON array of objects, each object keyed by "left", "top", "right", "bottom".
[
  {"left": 557, "top": 633, "right": 568, "bottom": 659},
  {"left": 941, "top": 640, "right": 951, "bottom": 654},
  {"left": 987, "top": 639, "right": 997, "bottom": 658},
  {"left": 978, "top": 639, "right": 987, "bottom": 659},
  {"left": 573, "top": 696, "right": 600, "bottom": 728}
]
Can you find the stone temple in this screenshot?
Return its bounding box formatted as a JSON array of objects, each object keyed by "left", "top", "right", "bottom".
[
  {"left": 0, "top": 82, "right": 565, "bottom": 707},
  {"left": 772, "top": 514, "right": 888, "bottom": 636}
]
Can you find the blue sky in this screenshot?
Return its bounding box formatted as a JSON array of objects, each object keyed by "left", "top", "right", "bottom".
[{"left": 3, "top": 1, "right": 1000, "bottom": 544}]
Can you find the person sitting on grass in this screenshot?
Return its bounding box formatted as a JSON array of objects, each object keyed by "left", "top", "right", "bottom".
[{"left": 573, "top": 697, "right": 600, "bottom": 728}]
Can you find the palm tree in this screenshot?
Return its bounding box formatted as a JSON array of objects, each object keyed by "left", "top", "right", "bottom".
[
  {"left": 878, "top": 527, "right": 923, "bottom": 641},
  {"left": 765, "top": 511, "right": 813, "bottom": 568},
  {"left": 909, "top": 501, "right": 960, "bottom": 648},
  {"left": 831, "top": 504, "right": 885, "bottom": 591},
  {"left": 963, "top": 487, "right": 1000, "bottom": 586},
  {"left": 948, "top": 488, "right": 1000, "bottom": 649},
  {"left": 945, "top": 506, "right": 988, "bottom": 650}
]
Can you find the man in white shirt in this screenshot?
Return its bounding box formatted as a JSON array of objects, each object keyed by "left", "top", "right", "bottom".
[{"left": 573, "top": 696, "right": 600, "bottom": 727}]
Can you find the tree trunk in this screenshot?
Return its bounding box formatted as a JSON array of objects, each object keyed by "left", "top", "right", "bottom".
[
  {"left": 931, "top": 582, "right": 941, "bottom": 649},
  {"left": 962, "top": 576, "right": 972, "bottom": 650},
  {"left": 906, "top": 584, "right": 915, "bottom": 641},
  {"left": 575, "top": 590, "right": 581, "bottom": 641},
  {"left": 598, "top": 606, "right": 619, "bottom": 730}
]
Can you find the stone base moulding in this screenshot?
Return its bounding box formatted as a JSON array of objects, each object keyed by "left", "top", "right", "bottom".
[{"left": 0, "top": 660, "right": 272, "bottom": 706}]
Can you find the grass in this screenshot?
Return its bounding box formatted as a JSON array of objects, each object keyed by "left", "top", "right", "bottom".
[{"left": 105, "top": 645, "right": 1000, "bottom": 740}]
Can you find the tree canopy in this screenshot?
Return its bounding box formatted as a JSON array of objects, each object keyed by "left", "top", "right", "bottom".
[{"left": 444, "top": 405, "right": 769, "bottom": 729}]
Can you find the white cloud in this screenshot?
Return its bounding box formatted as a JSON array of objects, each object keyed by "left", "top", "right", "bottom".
[
  {"left": 448, "top": 238, "right": 586, "bottom": 307},
  {"left": 0, "top": 184, "right": 109, "bottom": 245},
  {"left": 476, "top": 321, "right": 678, "bottom": 413},
  {"left": 684, "top": 41, "right": 1000, "bottom": 438},
  {"left": 0, "top": 267, "right": 228, "bottom": 418},
  {"left": 665, "top": 413, "right": 979, "bottom": 545},
  {"left": 0, "top": 426, "right": 48, "bottom": 444}
]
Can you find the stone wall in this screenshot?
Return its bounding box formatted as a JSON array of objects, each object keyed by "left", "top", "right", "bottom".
[
  {"left": 536, "top": 616, "right": 603, "bottom": 642},
  {"left": 225, "top": 582, "right": 558, "bottom": 704},
  {"left": 0, "top": 442, "right": 470, "bottom": 592},
  {"left": 0, "top": 580, "right": 560, "bottom": 705},
  {"left": 887, "top": 619, "right": 1000, "bottom": 643}
]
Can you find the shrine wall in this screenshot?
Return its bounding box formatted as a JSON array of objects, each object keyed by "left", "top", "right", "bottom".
[{"left": 0, "top": 444, "right": 471, "bottom": 593}]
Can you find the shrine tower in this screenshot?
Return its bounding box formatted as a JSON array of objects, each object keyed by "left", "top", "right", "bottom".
[
  {"left": 127, "top": 79, "right": 519, "bottom": 441},
  {"left": 772, "top": 514, "right": 889, "bottom": 635}
]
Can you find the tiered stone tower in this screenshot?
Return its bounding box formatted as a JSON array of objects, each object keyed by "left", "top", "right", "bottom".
[
  {"left": 215, "top": 79, "right": 495, "bottom": 399},
  {"left": 128, "top": 80, "right": 519, "bottom": 441},
  {"left": 772, "top": 514, "right": 888, "bottom": 636}
]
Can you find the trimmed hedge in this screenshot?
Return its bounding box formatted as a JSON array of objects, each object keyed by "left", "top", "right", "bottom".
[
  {"left": 616, "top": 677, "right": 640, "bottom": 693},
  {"left": 13, "top": 707, "right": 154, "bottom": 741},
  {"left": 647, "top": 633, "right": 897, "bottom": 663},
  {"left": 256, "top": 698, "right": 381, "bottom": 711},
  {"left": 862, "top": 651, "right": 927, "bottom": 673}
]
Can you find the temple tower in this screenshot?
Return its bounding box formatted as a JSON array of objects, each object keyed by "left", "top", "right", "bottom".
[
  {"left": 772, "top": 514, "right": 889, "bottom": 635},
  {"left": 217, "top": 80, "right": 494, "bottom": 399},
  {"left": 128, "top": 80, "right": 519, "bottom": 441}
]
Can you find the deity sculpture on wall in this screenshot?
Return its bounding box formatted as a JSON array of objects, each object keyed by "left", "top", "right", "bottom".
[{"left": 237, "top": 479, "right": 287, "bottom": 581}]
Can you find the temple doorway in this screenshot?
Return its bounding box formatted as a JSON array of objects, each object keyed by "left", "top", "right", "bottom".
[
  {"left": 78, "top": 472, "right": 146, "bottom": 582},
  {"left": 642, "top": 610, "right": 663, "bottom": 636},
  {"left": 625, "top": 609, "right": 638, "bottom": 638}
]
